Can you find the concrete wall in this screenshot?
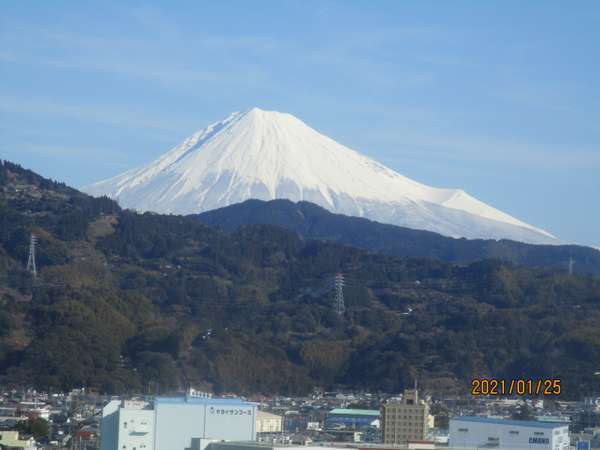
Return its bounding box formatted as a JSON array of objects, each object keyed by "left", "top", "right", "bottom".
[
  {"left": 117, "top": 406, "right": 154, "bottom": 450},
  {"left": 154, "top": 401, "right": 206, "bottom": 450},
  {"left": 100, "top": 400, "right": 120, "bottom": 450}
]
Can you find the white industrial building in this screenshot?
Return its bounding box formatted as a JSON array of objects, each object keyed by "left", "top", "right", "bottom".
[
  {"left": 449, "top": 416, "right": 569, "bottom": 450},
  {"left": 101, "top": 395, "right": 257, "bottom": 450}
]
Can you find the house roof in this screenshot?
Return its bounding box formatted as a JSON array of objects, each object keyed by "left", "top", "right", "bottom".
[
  {"left": 328, "top": 408, "right": 380, "bottom": 417},
  {"left": 155, "top": 396, "right": 254, "bottom": 406},
  {"left": 257, "top": 410, "right": 282, "bottom": 420},
  {"left": 451, "top": 416, "right": 568, "bottom": 429}
]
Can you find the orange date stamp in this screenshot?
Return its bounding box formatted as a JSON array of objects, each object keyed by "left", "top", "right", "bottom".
[{"left": 471, "top": 378, "right": 561, "bottom": 396}]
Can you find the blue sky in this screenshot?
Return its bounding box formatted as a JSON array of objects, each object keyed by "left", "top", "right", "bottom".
[{"left": 1, "top": 1, "right": 599, "bottom": 247}]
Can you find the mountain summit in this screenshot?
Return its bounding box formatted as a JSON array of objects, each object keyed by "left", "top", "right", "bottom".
[{"left": 83, "top": 107, "right": 556, "bottom": 243}]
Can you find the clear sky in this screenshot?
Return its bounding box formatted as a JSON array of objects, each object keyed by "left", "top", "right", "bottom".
[{"left": 1, "top": 1, "right": 599, "bottom": 247}]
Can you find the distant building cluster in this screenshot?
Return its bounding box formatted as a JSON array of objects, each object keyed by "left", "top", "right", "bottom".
[
  {"left": 6, "top": 387, "right": 600, "bottom": 450},
  {"left": 93, "top": 387, "right": 599, "bottom": 450}
]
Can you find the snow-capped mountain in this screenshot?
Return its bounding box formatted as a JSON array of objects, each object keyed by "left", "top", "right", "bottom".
[{"left": 83, "top": 107, "right": 557, "bottom": 244}]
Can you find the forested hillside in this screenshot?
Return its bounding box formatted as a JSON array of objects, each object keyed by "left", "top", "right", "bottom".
[
  {"left": 1, "top": 160, "right": 600, "bottom": 399},
  {"left": 198, "top": 199, "right": 600, "bottom": 274}
]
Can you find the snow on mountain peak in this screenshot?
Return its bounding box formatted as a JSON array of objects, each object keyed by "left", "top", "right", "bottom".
[{"left": 83, "top": 108, "right": 557, "bottom": 244}]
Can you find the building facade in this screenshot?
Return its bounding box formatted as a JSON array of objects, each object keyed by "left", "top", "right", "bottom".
[
  {"left": 449, "top": 416, "right": 569, "bottom": 450},
  {"left": 101, "top": 399, "right": 155, "bottom": 450},
  {"left": 381, "top": 389, "right": 429, "bottom": 444},
  {"left": 101, "top": 395, "right": 256, "bottom": 450},
  {"left": 256, "top": 410, "right": 283, "bottom": 433},
  {"left": 325, "top": 408, "right": 380, "bottom": 431}
]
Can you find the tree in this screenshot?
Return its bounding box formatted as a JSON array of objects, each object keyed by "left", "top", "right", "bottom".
[
  {"left": 512, "top": 402, "right": 535, "bottom": 421},
  {"left": 16, "top": 417, "right": 50, "bottom": 440}
]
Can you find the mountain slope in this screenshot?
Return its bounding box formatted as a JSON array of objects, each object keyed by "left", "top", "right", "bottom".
[
  {"left": 2, "top": 160, "right": 600, "bottom": 398},
  {"left": 197, "top": 199, "right": 600, "bottom": 274},
  {"left": 83, "top": 108, "right": 556, "bottom": 244}
]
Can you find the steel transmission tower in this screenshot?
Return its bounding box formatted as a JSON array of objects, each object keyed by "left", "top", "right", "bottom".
[
  {"left": 26, "top": 233, "right": 37, "bottom": 279},
  {"left": 568, "top": 257, "right": 575, "bottom": 276},
  {"left": 334, "top": 272, "right": 345, "bottom": 317}
]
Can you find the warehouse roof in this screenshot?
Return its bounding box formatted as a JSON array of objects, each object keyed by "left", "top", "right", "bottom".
[
  {"left": 155, "top": 396, "right": 254, "bottom": 406},
  {"left": 257, "top": 410, "right": 282, "bottom": 419},
  {"left": 328, "top": 408, "right": 379, "bottom": 417},
  {"left": 452, "top": 416, "right": 567, "bottom": 429}
]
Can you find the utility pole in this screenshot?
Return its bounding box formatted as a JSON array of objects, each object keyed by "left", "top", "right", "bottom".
[
  {"left": 26, "top": 233, "right": 37, "bottom": 279},
  {"left": 334, "top": 272, "right": 345, "bottom": 317}
]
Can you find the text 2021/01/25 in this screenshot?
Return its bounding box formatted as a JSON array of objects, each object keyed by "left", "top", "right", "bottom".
[{"left": 471, "top": 378, "right": 561, "bottom": 396}]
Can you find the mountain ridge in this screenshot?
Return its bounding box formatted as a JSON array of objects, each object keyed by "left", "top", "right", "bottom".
[
  {"left": 83, "top": 108, "right": 556, "bottom": 244},
  {"left": 2, "top": 159, "right": 600, "bottom": 398},
  {"left": 197, "top": 199, "right": 600, "bottom": 275}
]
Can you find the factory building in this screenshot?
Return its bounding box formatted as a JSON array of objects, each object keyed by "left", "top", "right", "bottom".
[
  {"left": 101, "top": 395, "right": 256, "bottom": 450},
  {"left": 449, "top": 416, "right": 569, "bottom": 450},
  {"left": 325, "top": 408, "right": 380, "bottom": 430},
  {"left": 381, "top": 389, "right": 429, "bottom": 445}
]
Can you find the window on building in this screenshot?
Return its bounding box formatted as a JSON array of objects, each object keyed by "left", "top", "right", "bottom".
[
  {"left": 534, "top": 432, "right": 545, "bottom": 436},
  {"left": 124, "top": 422, "right": 127, "bottom": 429},
  {"left": 458, "top": 428, "right": 468, "bottom": 432},
  {"left": 510, "top": 430, "right": 519, "bottom": 434}
]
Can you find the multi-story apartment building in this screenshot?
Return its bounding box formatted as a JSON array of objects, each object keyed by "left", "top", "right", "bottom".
[{"left": 381, "top": 389, "right": 429, "bottom": 444}]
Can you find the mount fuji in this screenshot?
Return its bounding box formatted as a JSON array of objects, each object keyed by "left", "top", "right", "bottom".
[{"left": 83, "top": 107, "right": 557, "bottom": 244}]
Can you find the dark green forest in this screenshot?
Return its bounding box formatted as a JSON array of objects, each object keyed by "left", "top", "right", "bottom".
[
  {"left": 1, "top": 160, "right": 600, "bottom": 399},
  {"left": 198, "top": 199, "right": 600, "bottom": 275}
]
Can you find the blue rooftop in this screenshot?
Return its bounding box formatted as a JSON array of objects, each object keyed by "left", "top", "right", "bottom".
[
  {"left": 453, "top": 416, "right": 567, "bottom": 429},
  {"left": 329, "top": 408, "right": 380, "bottom": 417},
  {"left": 155, "top": 396, "right": 254, "bottom": 406}
]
